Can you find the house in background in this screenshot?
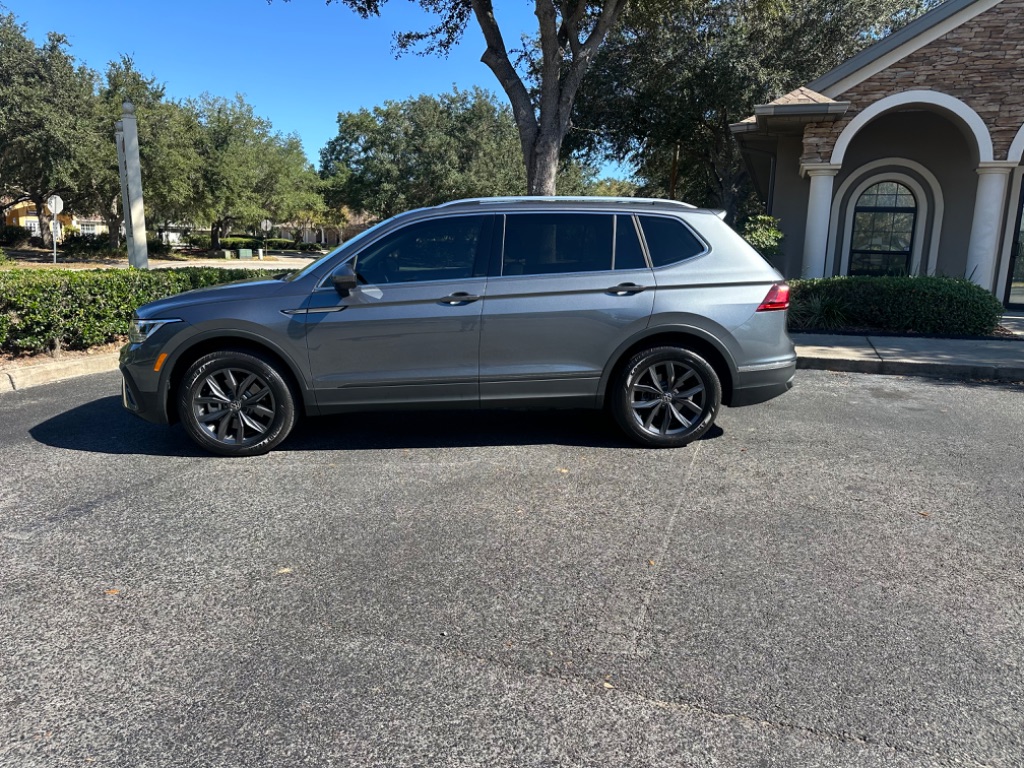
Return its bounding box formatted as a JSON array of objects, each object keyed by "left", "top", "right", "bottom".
[
  {"left": 3, "top": 200, "right": 109, "bottom": 241},
  {"left": 732, "top": 0, "right": 1024, "bottom": 307}
]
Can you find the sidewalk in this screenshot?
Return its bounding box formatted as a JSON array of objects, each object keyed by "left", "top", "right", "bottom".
[
  {"left": 4, "top": 314, "right": 1024, "bottom": 393},
  {"left": 794, "top": 311, "right": 1024, "bottom": 382}
]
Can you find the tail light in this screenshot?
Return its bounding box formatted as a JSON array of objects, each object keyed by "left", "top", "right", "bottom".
[{"left": 757, "top": 283, "right": 790, "bottom": 312}]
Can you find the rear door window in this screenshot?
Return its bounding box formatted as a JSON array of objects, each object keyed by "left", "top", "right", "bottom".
[
  {"left": 614, "top": 215, "right": 648, "bottom": 270},
  {"left": 501, "top": 214, "right": 613, "bottom": 275},
  {"left": 638, "top": 215, "right": 707, "bottom": 268}
]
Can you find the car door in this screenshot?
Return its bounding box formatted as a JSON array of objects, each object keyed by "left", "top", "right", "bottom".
[
  {"left": 302, "top": 214, "right": 493, "bottom": 410},
  {"left": 479, "top": 212, "right": 655, "bottom": 405}
]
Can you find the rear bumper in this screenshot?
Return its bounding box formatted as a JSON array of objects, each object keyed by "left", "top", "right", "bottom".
[{"left": 729, "top": 360, "right": 796, "bottom": 407}]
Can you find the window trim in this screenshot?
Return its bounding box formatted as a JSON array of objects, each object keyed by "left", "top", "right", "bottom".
[
  {"left": 316, "top": 213, "right": 494, "bottom": 290},
  {"left": 836, "top": 166, "right": 938, "bottom": 278},
  {"left": 846, "top": 179, "right": 919, "bottom": 277},
  {"left": 491, "top": 211, "right": 659, "bottom": 279}
]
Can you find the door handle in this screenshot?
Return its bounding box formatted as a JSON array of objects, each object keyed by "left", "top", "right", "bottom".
[
  {"left": 440, "top": 292, "right": 482, "bottom": 305},
  {"left": 608, "top": 283, "right": 646, "bottom": 296}
]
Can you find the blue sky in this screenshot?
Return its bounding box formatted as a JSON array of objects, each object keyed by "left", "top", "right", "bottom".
[{"left": 10, "top": 0, "right": 574, "bottom": 169}]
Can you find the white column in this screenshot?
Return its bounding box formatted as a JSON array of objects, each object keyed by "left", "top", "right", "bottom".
[
  {"left": 801, "top": 165, "right": 840, "bottom": 279},
  {"left": 114, "top": 120, "right": 134, "bottom": 259},
  {"left": 966, "top": 163, "right": 1013, "bottom": 290},
  {"left": 119, "top": 101, "right": 149, "bottom": 269}
]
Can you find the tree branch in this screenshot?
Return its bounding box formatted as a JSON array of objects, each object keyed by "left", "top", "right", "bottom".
[{"left": 470, "top": 0, "right": 538, "bottom": 154}]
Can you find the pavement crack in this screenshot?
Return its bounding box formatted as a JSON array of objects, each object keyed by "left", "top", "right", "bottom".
[
  {"left": 607, "top": 690, "right": 1000, "bottom": 768},
  {"left": 866, "top": 335, "right": 883, "bottom": 362},
  {"left": 337, "top": 628, "right": 998, "bottom": 768}
]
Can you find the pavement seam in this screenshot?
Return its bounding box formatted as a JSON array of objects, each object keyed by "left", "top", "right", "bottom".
[{"left": 627, "top": 442, "right": 704, "bottom": 655}]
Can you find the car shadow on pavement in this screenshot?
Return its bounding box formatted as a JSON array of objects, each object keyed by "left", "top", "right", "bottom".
[{"left": 29, "top": 395, "right": 724, "bottom": 455}]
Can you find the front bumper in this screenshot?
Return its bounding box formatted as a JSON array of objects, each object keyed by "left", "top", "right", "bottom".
[{"left": 120, "top": 363, "right": 170, "bottom": 425}]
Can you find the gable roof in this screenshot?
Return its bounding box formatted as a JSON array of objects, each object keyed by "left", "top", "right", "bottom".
[{"left": 808, "top": 0, "right": 1003, "bottom": 97}]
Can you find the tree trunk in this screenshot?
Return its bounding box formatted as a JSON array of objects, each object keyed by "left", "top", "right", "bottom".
[
  {"left": 527, "top": 136, "right": 560, "bottom": 196},
  {"left": 471, "top": 0, "right": 629, "bottom": 199},
  {"left": 668, "top": 142, "right": 681, "bottom": 200},
  {"left": 33, "top": 199, "right": 52, "bottom": 248},
  {"left": 104, "top": 199, "right": 121, "bottom": 248}
]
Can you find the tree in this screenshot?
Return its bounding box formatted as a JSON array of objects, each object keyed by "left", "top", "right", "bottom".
[
  {"left": 192, "top": 94, "right": 320, "bottom": 249},
  {"left": 569, "top": 0, "right": 942, "bottom": 220},
  {"left": 320, "top": 88, "right": 527, "bottom": 218},
  {"left": 74, "top": 56, "right": 204, "bottom": 246},
  {"left": 290, "top": 0, "right": 629, "bottom": 195},
  {"left": 0, "top": 13, "right": 96, "bottom": 246}
]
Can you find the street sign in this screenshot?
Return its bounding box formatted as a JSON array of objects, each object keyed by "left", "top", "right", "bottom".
[
  {"left": 260, "top": 219, "right": 273, "bottom": 232},
  {"left": 46, "top": 195, "right": 64, "bottom": 263}
]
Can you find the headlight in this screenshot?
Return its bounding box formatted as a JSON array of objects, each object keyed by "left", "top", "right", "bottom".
[{"left": 129, "top": 317, "right": 181, "bottom": 344}]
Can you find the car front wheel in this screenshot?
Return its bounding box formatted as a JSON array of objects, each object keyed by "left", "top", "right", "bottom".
[
  {"left": 178, "top": 349, "right": 297, "bottom": 457},
  {"left": 612, "top": 346, "right": 722, "bottom": 448}
]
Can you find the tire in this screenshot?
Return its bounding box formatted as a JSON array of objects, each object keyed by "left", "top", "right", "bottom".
[
  {"left": 612, "top": 346, "right": 722, "bottom": 448},
  {"left": 177, "top": 349, "right": 297, "bottom": 457}
]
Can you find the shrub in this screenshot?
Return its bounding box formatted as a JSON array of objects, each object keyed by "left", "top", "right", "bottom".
[
  {"left": 146, "top": 237, "right": 172, "bottom": 257},
  {"left": 789, "top": 276, "right": 1003, "bottom": 336},
  {"left": 185, "top": 233, "right": 211, "bottom": 249},
  {"left": 298, "top": 242, "right": 324, "bottom": 252},
  {"left": 0, "top": 246, "right": 7, "bottom": 264},
  {"left": 61, "top": 233, "right": 123, "bottom": 258},
  {"left": 0, "top": 267, "right": 295, "bottom": 355},
  {"left": 220, "top": 236, "right": 262, "bottom": 250},
  {"left": 0, "top": 225, "right": 32, "bottom": 247},
  {"left": 742, "top": 215, "right": 784, "bottom": 263}
]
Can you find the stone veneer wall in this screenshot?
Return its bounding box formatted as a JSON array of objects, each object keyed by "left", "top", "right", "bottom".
[{"left": 801, "top": 0, "right": 1024, "bottom": 164}]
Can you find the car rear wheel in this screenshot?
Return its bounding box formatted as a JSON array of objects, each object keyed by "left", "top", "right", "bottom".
[
  {"left": 178, "top": 350, "right": 297, "bottom": 457},
  {"left": 612, "top": 346, "right": 721, "bottom": 448}
]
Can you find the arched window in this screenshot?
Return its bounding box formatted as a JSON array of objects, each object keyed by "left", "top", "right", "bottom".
[{"left": 849, "top": 182, "right": 917, "bottom": 276}]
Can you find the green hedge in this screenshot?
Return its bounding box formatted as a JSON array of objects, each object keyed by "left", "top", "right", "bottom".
[
  {"left": 789, "top": 276, "right": 1004, "bottom": 336},
  {"left": 0, "top": 267, "right": 293, "bottom": 355},
  {"left": 0, "top": 225, "right": 32, "bottom": 247}
]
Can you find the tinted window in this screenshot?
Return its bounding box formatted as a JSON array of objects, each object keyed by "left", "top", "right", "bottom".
[
  {"left": 355, "top": 216, "right": 488, "bottom": 284},
  {"left": 638, "top": 215, "right": 706, "bottom": 267},
  {"left": 502, "top": 214, "right": 613, "bottom": 275},
  {"left": 614, "top": 215, "right": 648, "bottom": 270}
]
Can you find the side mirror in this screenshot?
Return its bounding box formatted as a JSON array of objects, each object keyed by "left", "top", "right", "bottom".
[{"left": 331, "top": 265, "right": 358, "bottom": 296}]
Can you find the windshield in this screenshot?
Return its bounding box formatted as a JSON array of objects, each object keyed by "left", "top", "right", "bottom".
[{"left": 284, "top": 218, "right": 393, "bottom": 282}]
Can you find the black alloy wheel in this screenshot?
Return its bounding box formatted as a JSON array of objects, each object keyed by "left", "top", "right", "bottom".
[
  {"left": 613, "top": 346, "right": 721, "bottom": 447},
  {"left": 178, "top": 349, "right": 297, "bottom": 456}
]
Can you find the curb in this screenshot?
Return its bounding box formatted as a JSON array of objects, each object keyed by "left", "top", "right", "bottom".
[
  {"left": 0, "top": 352, "right": 121, "bottom": 393},
  {"left": 797, "top": 356, "right": 1024, "bottom": 382}
]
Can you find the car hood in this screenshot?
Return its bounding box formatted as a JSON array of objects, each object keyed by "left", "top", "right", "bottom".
[{"left": 136, "top": 276, "right": 288, "bottom": 318}]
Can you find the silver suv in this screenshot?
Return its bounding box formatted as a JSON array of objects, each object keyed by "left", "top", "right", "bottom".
[{"left": 120, "top": 197, "right": 796, "bottom": 456}]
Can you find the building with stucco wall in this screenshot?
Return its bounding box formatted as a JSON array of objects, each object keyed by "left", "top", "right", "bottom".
[{"left": 732, "top": 0, "right": 1024, "bottom": 307}]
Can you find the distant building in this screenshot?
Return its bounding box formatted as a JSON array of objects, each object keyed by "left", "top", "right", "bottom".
[{"left": 3, "top": 200, "right": 109, "bottom": 241}]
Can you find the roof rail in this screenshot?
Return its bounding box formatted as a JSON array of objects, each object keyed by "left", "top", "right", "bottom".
[{"left": 434, "top": 196, "right": 697, "bottom": 210}]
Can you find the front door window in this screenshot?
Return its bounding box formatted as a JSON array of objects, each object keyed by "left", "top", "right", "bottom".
[{"left": 849, "top": 182, "right": 917, "bottom": 276}]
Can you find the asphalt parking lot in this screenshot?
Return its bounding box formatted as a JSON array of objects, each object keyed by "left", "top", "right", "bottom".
[{"left": 1, "top": 369, "right": 1023, "bottom": 767}]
